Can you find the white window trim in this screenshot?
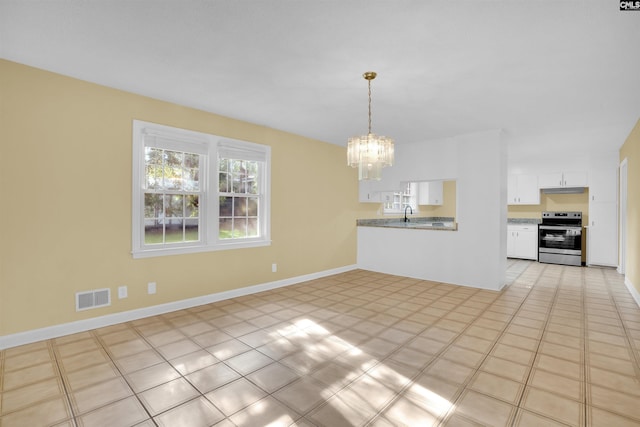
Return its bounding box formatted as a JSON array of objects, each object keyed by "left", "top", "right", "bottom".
[{"left": 132, "top": 120, "right": 271, "bottom": 259}]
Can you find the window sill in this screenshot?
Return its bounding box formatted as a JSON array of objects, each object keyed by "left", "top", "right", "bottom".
[{"left": 132, "top": 239, "right": 271, "bottom": 259}]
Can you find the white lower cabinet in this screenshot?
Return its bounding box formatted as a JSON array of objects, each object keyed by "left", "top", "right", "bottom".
[{"left": 507, "top": 225, "right": 538, "bottom": 260}]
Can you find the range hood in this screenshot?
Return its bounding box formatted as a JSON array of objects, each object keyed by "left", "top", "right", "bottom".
[{"left": 542, "top": 187, "right": 585, "bottom": 194}]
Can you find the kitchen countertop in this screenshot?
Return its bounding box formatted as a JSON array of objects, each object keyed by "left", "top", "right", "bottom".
[
  {"left": 507, "top": 218, "right": 541, "bottom": 225},
  {"left": 357, "top": 217, "right": 457, "bottom": 231}
]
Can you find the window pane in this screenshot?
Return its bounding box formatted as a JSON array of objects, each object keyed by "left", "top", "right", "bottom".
[
  {"left": 186, "top": 195, "right": 199, "bottom": 217},
  {"left": 234, "top": 197, "right": 247, "bottom": 216},
  {"left": 247, "top": 197, "right": 258, "bottom": 216},
  {"left": 219, "top": 196, "right": 232, "bottom": 216},
  {"left": 184, "top": 153, "right": 199, "bottom": 168},
  {"left": 164, "top": 165, "right": 182, "bottom": 190},
  {"left": 234, "top": 218, "right": 247, "bottom": 238},
  {"left": 185, "top": 218, "right": 199, "bottom": 242},
  {"left": 219, "top": 172, "right": 229, "bottom": 193},
  {"left": 219, "top": 218, "right": 233, "bottom": 239},
  {"left": 165, "top": 219, "right": 184, "bottom": 243},
  {"left": 219, "top": 158, "right": 229, "bottom": 172},
  {"left": 144, "top": 194, "right": 163, "bottom": 218},
  {"left": 165, "top": 195, "right": 184, "bottom": 217},
  {"left": 165, "top": 150, "right": 182, "bottom": 167},
  {"left": 247, "top": 218, "right": 258, "bottom": 237},
  {"left": 145, "top": 165, "right": 163, "bottom": 190},
  {"left": 144, "top": 224, "right": 163, "bottom": 244},
  {"left": 145, "top": 147, "right": 163, "bottom": 165},
  {"left": 246, "top": 162, "right": 258, "bottom": 194},
  {"left": 184, "top": 168, "right": 199, "bottom": 191},
  {"left": 232, "top": 160, "right": 246, "bottom": 193}
]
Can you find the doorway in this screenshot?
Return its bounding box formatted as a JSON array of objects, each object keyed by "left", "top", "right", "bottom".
[{"left": 619, "top": 158, "right": 628, "bottom": 274}]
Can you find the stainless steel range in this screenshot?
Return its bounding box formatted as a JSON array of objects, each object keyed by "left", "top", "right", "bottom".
[{"left": 538, "top": 211, "right": 583, "bottom": 266}]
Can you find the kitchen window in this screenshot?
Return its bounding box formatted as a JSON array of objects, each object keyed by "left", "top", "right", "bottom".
[
  {"left": 132, "top": 120, "right": 270, "bottom": 258},
  {"left": 383, "top": 182, "right": 418, "bottom": 214}
]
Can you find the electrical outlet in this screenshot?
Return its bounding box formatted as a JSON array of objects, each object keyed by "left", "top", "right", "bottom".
[
  {"left": 272, "top": 263, "right": 277, "bottom": 273},
  {"left": 148, "top": 282, "right": 156, "bottom": 294},
  {"left": 118, "top": 286, "right": 127, "bottom": 299}
]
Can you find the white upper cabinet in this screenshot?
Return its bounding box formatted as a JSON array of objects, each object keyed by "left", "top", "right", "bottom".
[
  {"left": 538, "top": 171, "right": 588, "bottom": 188},
  {"left": 359, "top": 180, "right": 381, "bottom": 203},
  {"left": 588, "top": 168, "right": 617, "bottom": 203},
  {"left": 508, "top": 174, "right": 540, "bottom": 205},
  {"left": 418, "top": 181, "right": 444, "bottom": 205}
]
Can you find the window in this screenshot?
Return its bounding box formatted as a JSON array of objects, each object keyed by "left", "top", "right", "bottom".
[
  {"left": 132, "top": 121, "right": 270, "bottom": 258},
  {"left": 383, "top": 182, "right": 418, "bottom": 214}
]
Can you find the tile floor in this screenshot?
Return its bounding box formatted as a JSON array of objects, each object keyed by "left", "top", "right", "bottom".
[{"left": 2, "top": 261, "right": 640, "bottom": 426}]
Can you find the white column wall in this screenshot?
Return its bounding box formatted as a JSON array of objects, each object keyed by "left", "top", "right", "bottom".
[{"left": 357, "top": 129, "right": 507, "bottom": 290}]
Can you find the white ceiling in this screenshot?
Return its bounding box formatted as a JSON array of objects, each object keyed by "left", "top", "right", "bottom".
[{"left": 2, "top": 1, "right": 639, "bottom": 164}]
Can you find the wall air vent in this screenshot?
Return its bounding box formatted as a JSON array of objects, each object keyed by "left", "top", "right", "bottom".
[{"left": 76, "top": 288, "right": 111, "bottom": 311}]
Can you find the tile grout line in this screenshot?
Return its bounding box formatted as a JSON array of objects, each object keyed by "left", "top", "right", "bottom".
[
  {"left": 370, "top": 264, "right": 541, "bottom": 426},
  {"left": 289, "top": 277, "right": 482, "bottom": 425},
  {"left": 582, "top": 266, "right": 640, "bottom": 425},
  {"left": 272, "top": 275, "right": 432, "bottom": 422},
  {"left": 480, "top": 263, "right": 557, "bottom": 427},
  {"left": 604, "top": 268, "right": 640, "bottom": 378},
  {"left": 504, "top": 263, "right": 558, "bottom": 426},
  {"left": 366, "top": 284, "right": 493, "bottom": 425},
  {"left": 128, "top": 310, "right": 278, "bottom": 424},
  {"left": 436, "top": 267, "right": 548, "bottom": 426},
  {"left": 90, "top": 327, "right": 160, "bottom": 426},
  {"left": 581, "top": 265, "right": 589, "bottom": 427},
  {"left": 7, "top": 264, "right": 639, "bottom": 426},
  {"left": 49, "top": 339, "right": 80, "bottom": 427}
]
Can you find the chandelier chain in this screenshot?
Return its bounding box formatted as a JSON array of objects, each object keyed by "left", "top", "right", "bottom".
[{"left": 368, "top": 79, "right": 372, "bottom": 134}]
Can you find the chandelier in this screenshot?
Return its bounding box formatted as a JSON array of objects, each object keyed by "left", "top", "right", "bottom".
[{"left": 347, "top": 71, "right": 394, "bottom": 181}]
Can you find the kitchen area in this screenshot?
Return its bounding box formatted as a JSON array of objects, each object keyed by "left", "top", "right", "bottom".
[
  {"left": 507, "top": 167, "right": 619, "bottom": 268},
  {"left": 355, "top": 130, "right": 621, "bottom": 291}
]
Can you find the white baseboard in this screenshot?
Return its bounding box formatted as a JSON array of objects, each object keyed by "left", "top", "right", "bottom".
[
  {"left": 0, "top": 265, "right": 357, "bottom": 350},
  {"left": 625, "top": 276, "right": 640, "bottom": 308}
]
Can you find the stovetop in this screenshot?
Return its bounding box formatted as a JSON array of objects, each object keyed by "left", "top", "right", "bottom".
[{"left": 541, "top": 211, "right": 582, "bottom": 227}]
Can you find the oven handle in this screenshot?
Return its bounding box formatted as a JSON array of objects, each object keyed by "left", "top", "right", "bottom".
[{"left": 539, "top": 225, "right": 582, "bottom": 231}]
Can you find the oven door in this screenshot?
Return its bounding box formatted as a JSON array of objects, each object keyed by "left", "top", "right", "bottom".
[{"left": 538, "top": 225, "right": 582, "bottom": 255}]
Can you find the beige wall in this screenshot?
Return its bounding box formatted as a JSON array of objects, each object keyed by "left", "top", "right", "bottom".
[
  {"left": 620, "top": 118, "right": 640, "bottom": 294},
  {"left": 508, "top": 192, "right": 589, "bottom": 262},
  {"left": 0, "top": 60, "right": 363, "bottom": 336}
]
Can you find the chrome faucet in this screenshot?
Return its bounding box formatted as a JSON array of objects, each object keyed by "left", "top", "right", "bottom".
[{"left": 404, "top": 206, "right": 413, "bottom": 222}]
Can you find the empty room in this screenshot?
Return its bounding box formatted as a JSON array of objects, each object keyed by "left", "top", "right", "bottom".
[{"left": 1, "top": 1, "right": 640, "bottom": 426}]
